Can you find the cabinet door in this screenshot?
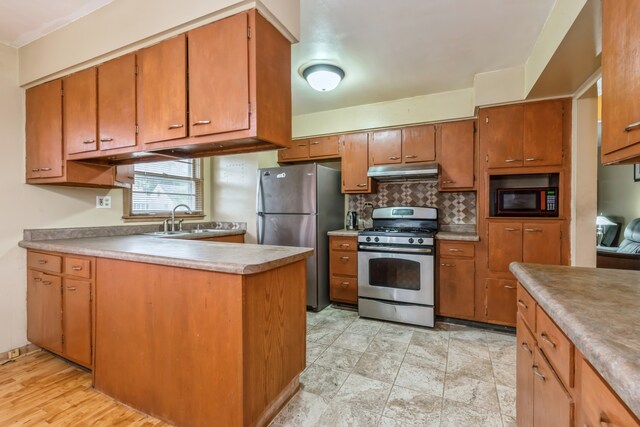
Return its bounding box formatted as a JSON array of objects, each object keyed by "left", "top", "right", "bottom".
[
  {"left": 27, "top": 271, "right": 62, "bottom": 354},
  {"left": 98, "top": 54, "right": 137, "bottom": 151},
  {"left": 342, "top": 133, "right": 371, "bottom": 192},
  {"left": 63, "top": 68, "right": 98, "bottom": 154},
  {"left": 138, "top": 34, "right": 187, "bottom": 144},
  {"left": 523, "top": 101, "right": 563, "bottom": 167},
  {"left": 63, "top": 279, "right": 92, "bottom": 367},
  {"left": 439, "top": 120, "right": 475, "bottom": 190},
  {"left": 26, "top": 80, "right": 63, "bottom": 179},
  {"left": 370, "top": 129, "right": 402, "bottom": 165},
  {"left": 188, "top": 13, "right": 249, "bottom": 137},
  {"left": 522, "top": 222, "right": 562, "bottom": 265},
  {"left": 602, "top": 0, "right": 640, "bottom": 158},
  {"left": 533, "top": 347, "right": 573, "bottom": 427},
  {"left": 402, "top": 125, "right": 435, "bottom": 163},
  {"left": 486, "top": 278, "right": 517, "bottom": 325},
  {"left": 438, "top": 258, "right": 474, "bottom": 318},
  {"left": 480, "top": 105, "right": 524, "bottom": 168},
  {"left": 309, "top": 136, "right": 340, "bottom": 158},
  {"left": 279, "top": 139, "right": 309, "bottom": 161},
  {"left": 516, "top": 314, "right": 535, "bottom": 427},
  {"left": 488, "top": 222, "right": 523, "bottom": 273}
]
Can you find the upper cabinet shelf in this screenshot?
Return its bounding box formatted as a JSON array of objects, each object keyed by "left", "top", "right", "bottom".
[{"left": 25, "top": 9, "right": 292, "bottom": 186}]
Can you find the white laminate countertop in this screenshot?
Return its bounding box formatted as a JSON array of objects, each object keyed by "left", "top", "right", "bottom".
[
  {"left": 510, "top": 262, "right": 640, "bottom": 419},
  {"left": 19, "top": 235, "right": 312, "bottom": 275},
  {"left": 327, "top": 229, "right": 360, "bottom": 237},
  {"left": 435, "top": 232, "right": 479, "bottom": 242}
]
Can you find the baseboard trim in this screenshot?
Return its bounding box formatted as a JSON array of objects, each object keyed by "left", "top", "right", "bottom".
[
  {"left": 256, "top": 375, "right": 300, "bottom": 427},
  {"left": 0, "top": 343, "right": 41, "bottom": 364}
]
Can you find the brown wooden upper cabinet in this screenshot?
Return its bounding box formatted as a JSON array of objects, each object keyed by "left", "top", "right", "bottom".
[
  {"left": 601, "top": 0, "right": 640, "bottom": 164},
  {"left": 438, "top": 120, "right": 475, "bottom": 190},
  {"left": 188, "top": 13, "right": 249, "bottom": 138},
  {"left": 278, "top": 135, "right": 341, "bottom": 162},
  {"left": 63, "top": 68, "right": 98, "bottom": 155},
  {"left": 138, "top": 34, "right": 188, "bottom": 144},
  {"left": 370, "top": 125, "right": 435, "bottom": 166},
  {"left": 98, "top": 54, "right": 137, "bottom": 151},
  {"left": 342, "top": 132, "right": 372, "bottom": 193},
  {"left": 481, "top": 100, "right": 563, "bottom": 169},
  {"left": 26, "top": 80, "right": 63, "bottom": 179},
  {"left": 279, "top": 139, "right": 310, "bottom": 161}
]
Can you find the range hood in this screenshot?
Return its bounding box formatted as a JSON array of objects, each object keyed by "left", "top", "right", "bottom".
[{"left": 367, "top": 162, "right": 439, "bottom": 182}]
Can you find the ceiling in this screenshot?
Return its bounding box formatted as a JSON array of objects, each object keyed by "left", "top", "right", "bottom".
[{"left": 0, "top": 0, "right": 557, "bottom": 116}]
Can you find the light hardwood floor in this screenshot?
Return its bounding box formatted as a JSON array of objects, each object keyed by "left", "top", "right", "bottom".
[{"left": 0, "top": 350, "right": 169, "bottom": 426}]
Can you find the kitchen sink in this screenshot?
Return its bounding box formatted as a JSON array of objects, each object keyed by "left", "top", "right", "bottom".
[{"left": 143, "top": 231, "right": 190, "bottom": 237}]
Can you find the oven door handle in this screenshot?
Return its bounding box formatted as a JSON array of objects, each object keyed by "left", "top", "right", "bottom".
[{"left": 359, "top": 245, "right": 433, "bottom": 254}]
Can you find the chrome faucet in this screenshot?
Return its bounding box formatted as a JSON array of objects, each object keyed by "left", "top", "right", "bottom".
[{"left": 171, "top": 204, "right": 192, "bottom": 232}]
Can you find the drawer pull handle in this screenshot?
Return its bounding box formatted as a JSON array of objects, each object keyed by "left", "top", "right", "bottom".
[
  {"left": 442, "top": 180, "right": 456, "bottom": 184},
  {"left": 599, "top": 414, "right": 613, "bottom": 427},
  {"left": 532, "top": 365, "right": 546, "bottom": 381},
  {"left": 42, "top": 281, "right": 52, "bottom": 286},
  {"left": 389, "top": 156, "right": 400, "bottom": 160},
  {"left": 624, "top": 121, "right": 640, "bottom": 132},
  {"left": 517, "top": 299, "right": 528, "bottom": 309},
  {"left": 525, "top": 157, "right": 542, "bottom": 162},
  {"left": 504, "top": 285, "right": 516, "bottom": 289},
  {"left": 540, "top": 332, "right": 556, "bottom": 348},
  {"left": 339, "top": 243, "right": 350, "bottom": 248},
  {"left": 440, "top": 263, "right": 455, "bottom": 267},
  {"left": 524, "top": 228, "right": 542, "bottom": 232},
  {"left": 38, "top": 260, "right": 48, "bottom": 265},
  {"left": 310, "top": 141, "right": 320, "bottom": 145},
  {"left": 40, "top": 167, "right": 52, "bottom": 171},
  {"left": 100, "top": 137, "right": 114, "bottom": 142},
  {"left": 168, "top": 124, "right": 184, "bottom": 129},
  {"left": 448, "top": 248, "right": 462, "bottom": 252},
  {"left": 193, "top": 120, "right": 211, "bottom": 126},
  {"left": 521, "top": 342, "right": 532, "bottom": 355},
  {"left": 31, "top": 168, "right": 40, "bottom": 172},
  {"left": 504, "top": 158, "right": 521, "bottom": 163},
  {"left": 298, "top": 143, "right": 307, "bottom": 147},
  {"left": 405, "top": 155, "right": 417, "bottom": 159},
  {"left": 340, "top": 282, "right": 349, "bottom": 287},
  {"left": 504, "top": 228, "right": 519, "bottom": 232},
  {"left": 71, "top": 266, "right": 82, "bottom": 271},
  {"left": 356, "top": 184, "right": 367, "bottom": 187},
  {"left": 340, "top": 256, "right": 350, "bottom": 261},
  {"left": 82, "top": 139, "right": 95, "bottom": 144},
  {"left": 34, "top": 277, "right": 42, "bottom": 282},
  {"left": 66, "top": 287, "right": 77, "bottom": 291}
]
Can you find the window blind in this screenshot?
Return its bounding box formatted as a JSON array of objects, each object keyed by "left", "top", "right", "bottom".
[{"left": 129, "top": 159, "right": 204, "bottom": 216}]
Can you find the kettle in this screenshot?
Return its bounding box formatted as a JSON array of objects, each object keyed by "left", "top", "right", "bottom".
[{"left": 346, "top": 211, "right": 358, "bottom": 230}]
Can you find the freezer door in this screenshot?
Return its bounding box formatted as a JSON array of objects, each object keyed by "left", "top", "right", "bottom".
[
  {"left": 260, "top": 213, "right": 318, "bottom": 308},
  {"left": 257, "top": 164, "right": 317, "bottom": 214}
]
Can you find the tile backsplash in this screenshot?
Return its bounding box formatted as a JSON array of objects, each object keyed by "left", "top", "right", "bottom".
[{"left": 348, "top": 181, "right": 476, "bottom": 226}]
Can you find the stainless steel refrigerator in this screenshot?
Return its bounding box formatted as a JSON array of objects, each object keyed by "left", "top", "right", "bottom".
[{"left": 257, "top": 163, "right": 343, "bottom": 311}]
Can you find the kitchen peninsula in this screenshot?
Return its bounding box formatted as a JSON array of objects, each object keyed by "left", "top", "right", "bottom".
[{"left": 19, "top": 232, "right": 312, "bottom": 427}]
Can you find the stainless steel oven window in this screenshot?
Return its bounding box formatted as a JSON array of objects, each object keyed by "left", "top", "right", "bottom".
[{"left": 368, "top": 257, "right": 421, "bottom": 290}]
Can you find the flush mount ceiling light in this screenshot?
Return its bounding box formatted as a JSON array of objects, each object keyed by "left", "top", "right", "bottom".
[{"left": 302, "top": 64, "right": 345, "bottom": 92}]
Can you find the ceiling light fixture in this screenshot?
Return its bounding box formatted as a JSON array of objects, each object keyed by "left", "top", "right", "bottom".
[{"left": 302, "top": 64, "right": 345, "bottom": 92}]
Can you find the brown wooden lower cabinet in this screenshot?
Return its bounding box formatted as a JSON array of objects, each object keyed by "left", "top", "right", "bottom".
[
  {"left": 27, "top": 270, "right": 63, "bottom": 354},
  {"left": 329, "top": 236, "right": 358, "bottom": 304},
  {"left": 533, "top": 346, "right": 573, "bottom": 426},
  {"left": 485, "top": 278, "right": 517, "bottom": 326},
  {"left": 63, "top": 279, "right": 92, "bottom": 367},
  {"left": 437, "top": 241, "right": 475, "bottom": 318},
  {"left": 516, "top": 314, "right": 535, "bottom": 427}
]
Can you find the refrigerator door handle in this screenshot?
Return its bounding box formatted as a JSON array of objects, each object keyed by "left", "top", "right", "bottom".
[
  {"left": 257, "top": 212, "right": 265, "bottom": 244},
  {"left": 256, "top": 171, "right": 265, "bottom": 214}
]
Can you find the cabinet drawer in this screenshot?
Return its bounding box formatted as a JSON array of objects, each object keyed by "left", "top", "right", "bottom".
[
  {"left": 64, "top": 257, "right": 92, "bottom": 279},
  {"left": 439, "top": 241, "right": 474, "bottom": 258},
  {"left": 330, "top": 237, "right": 357, "bottom": 252},
  {"left": 536, "top": 305, "right": 574, "bottom": 388},
  {"left": 330, "top": 251, "right": 357, "bottom": 276},
  {"left": 27, "top": 251, "right": 62, "bottom": 274},
  {"left": 516, "top": 283, "right": 536, "bottom": 332},
  {"left": 533, "top": 347, "right": 573, "bottom": 427},
  {"left": 580, "top": 356, "right": 640, "bottom": 427},
  {"left": 330, "top": 276, "right": 358, "bottom": 304}
]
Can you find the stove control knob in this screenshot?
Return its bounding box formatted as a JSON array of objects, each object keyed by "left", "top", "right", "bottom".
[
  {"left": 408, "top": 238, "right": 414, "bottom": 244},
  {"left": 374, "top": 237, "right": 379, "bottom": 242},
  {"left": 418, "top": 238, "right": 424, "bottom": 244},
  {"left": 366, "top": 237, "right": 371, "bottom": 242}
]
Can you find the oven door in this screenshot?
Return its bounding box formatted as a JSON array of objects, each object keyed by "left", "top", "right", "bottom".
[{"left": 358, "top": 249, "right": 434, "bottom": 306}]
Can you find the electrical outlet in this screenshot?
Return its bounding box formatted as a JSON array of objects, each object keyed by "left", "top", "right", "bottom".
[
  {"left": 96, "top": 196, "right": 111, "bottom": 209},
  {"left": 7, "top": 349, "right": 19, "bottom": 359}
]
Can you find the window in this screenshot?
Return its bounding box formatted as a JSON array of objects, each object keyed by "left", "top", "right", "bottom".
[{"left": 124, "top": 159, "right": 204, "bottom": 219}]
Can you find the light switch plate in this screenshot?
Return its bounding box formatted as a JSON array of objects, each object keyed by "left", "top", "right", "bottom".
[{"left": 96, "top": 196, "right": 111, "bottom": 209}]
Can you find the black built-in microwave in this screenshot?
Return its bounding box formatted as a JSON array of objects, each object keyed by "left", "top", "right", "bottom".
[{"left": 495, "top": 187, "right": 558, "bottom": 217}]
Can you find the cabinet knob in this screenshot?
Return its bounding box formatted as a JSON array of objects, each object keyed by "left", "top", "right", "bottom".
[
  {"left": 340, "top": 281, "right": 349, "bottom": 287},
  {"left": 82, "top": 139, "right": 95, "bottom": 144},
  {"left": 71, "top": 266, "right": 82, "bottom": 271},
  {"left": 504, "top": 159, "right": 521, "bottom": 163},
  {"left": 168, "top": 124, "right": 184, "bottom": 130},
  {"left": 193, "top": 120, "right": 211, "bottom": 126},
  {"left": 356, "top": 184, "right": 367, "bottom": 188},
  {"left": 339, "top": 243, "right": 350, "bottom": 248},
  {"left": 404, "top": 155, "right": 417, "bottom": 159},
  {"left": 66, "top": 287, "right": 77, "bottom": 291},
  {"left": 504, "top": 228, "right": 519, "bottom": 232},
  {"left": 503, "top": 284, "right": 516, "bottom": 289},
  {"left": 448, "top": 248, "right": 462, "bottom": 252},
  {"left": 540, "top": 332, "right": 556, "bottom": 348},
  {"left": 31, "top": 168, "right": 40, "bottom": 172},
  {"left": 40, "top": 167, "right": 52, "bottom": 171},
  {"left": 532, "top": 365, "right": 546, "bottom": 381},
  {"left": 100, "top": 138, "right": 114, "bottom": 142},
  {"left": 38, "top": 260, "right": 48, "bottom": 265},
  {"left": 521, "top": 342, "right": 533, "bottom": 355},
  {"left": 517, "top": 299, "right": 528, "bottom": 309},
  {"left": 524, "top": 228, "right": 542, "bottom": 232},
  {"left": 298, "top": 143, "right": 307, "bottom": 147},
  {"left": 525, "top": 158, "right": 542, "bottom": 162},
  {"left": 440, "top": 263, "right": 455, "bottom": 267},
  {"left": 42, "top": 281, "right": 52, "bottom": 286},
  {"left": 442, "top": 180, "right": 456, "bottom": 184},
  {"left": 309, "top": 141, "right": 320, "bottom": 145},
  {"left": 340, "top": 256, "right": 350, "bottom": 262},
  {"left": 389, "top": 156, "right": 400, "bottom": 160}
]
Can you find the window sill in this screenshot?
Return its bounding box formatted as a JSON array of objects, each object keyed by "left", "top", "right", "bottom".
[{"left": 122, "top": 214, "right": 206, "bottom": 223}]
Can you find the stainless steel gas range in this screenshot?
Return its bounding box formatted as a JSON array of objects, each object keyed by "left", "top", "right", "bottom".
[{"left": 357, "top": 206, "right": 437, "bottom": 327}]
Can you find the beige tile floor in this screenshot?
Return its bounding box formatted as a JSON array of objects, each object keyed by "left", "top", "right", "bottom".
[{"left": 270, "top": 305, "right": 517, "bottom": 427}]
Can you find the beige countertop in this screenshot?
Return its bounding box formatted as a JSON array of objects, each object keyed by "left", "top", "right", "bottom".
[
  {"left": 152, "top": 229, "right": 245, "bottom": 240},
  {"left": 510, "top": 262, "right": 640, "bottom": 418},
  {"left": 435, "top": 231, "right": 479, "bottom": 242},
  {"left": 19, "top": 235, "right": 312, "bottom": 275},
  {"left": 327, "top": 229, "right": 360, "bottom": 237}
]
